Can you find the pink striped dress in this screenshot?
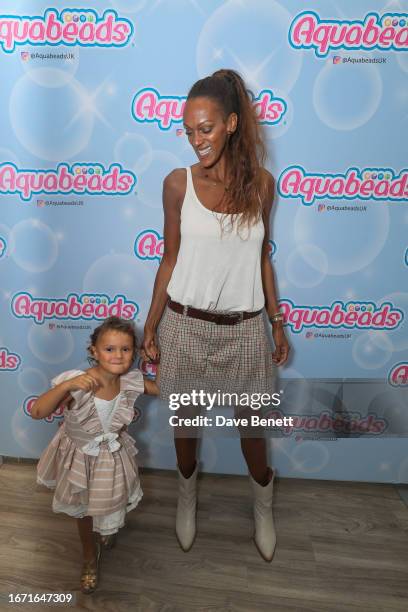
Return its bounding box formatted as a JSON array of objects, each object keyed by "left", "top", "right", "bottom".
[{"left": 36, "top": 369, "right": 144, "bottom": 535}]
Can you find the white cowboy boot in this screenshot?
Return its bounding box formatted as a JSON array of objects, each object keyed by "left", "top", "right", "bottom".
[
  {"left": 176, "top": 463, "right": 198, "bottom": 551},
  {"left": 249, "top": 468, "right": 276, "bottom": 561}
]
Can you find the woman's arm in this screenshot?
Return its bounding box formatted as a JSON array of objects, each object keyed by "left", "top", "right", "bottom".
[
  {"left": 142, "top": 169, "right": 184, "bottom": 361},
  {"left": 144, "top": 378, "right": 159, "bottom": 396},
  {"left": 260, "top": 170, "right": 290, "bottom": 366}
]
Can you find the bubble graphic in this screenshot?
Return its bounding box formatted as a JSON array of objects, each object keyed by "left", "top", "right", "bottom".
[
  {"left": 9, "top": 219, "right": 58, "bottom": 273},
  {"left": 378, "top": 292, "right": 408, "bottom": 351},
  {"left": 11, "top": 403, "right": 56, "bottom": 457},
  {"left": 278, "top": 368, "right": 310, "bottom": 417},
  {"left": 352, "top": 332, "right": 393, "bottom": 370},
  {"left": 28, "top": 324, "right": 74, "bottom": 364},
  {"left": 0, "top": 147, "right": 20, "bottom": 166},
  {"left": 367, "top": 390, "right": 408, "bottom": 436},
  {"left": 137, "top": 150, "right": 184, "bottom": 209},
  {"left": 293, "top": 205, "right": 389, "bottom": 276},
  {"left": 150, "top": 426, "right": 174, "bottom": 450},
  {"left": 313, "top": 61, "right": 382, "bottom": 130},
  {"left": 114, "top": 133, "right": 153, "bottom": 175},
  {"left": 83, "top": 254, "right": 155, "bottom": 302},
  {"left": 17, "top": 367, "right": 49, "bottom": 395},
  {"left": 397, "top": 53, "right": 408, "bottom": 74},
  {"left": 110, "top": 0, "right": 146, "bottom": 13},
  {"left": 397, "top": 457, "right": 408, "bottom": 484},
  {"left": 197, "top": 0, "right": 302, "bottom": 94},
  {"left": 290, "top": 441, "right": 330, "bottom": 474},
  {"left": 264, "top": 92, "right": 294, "bottom": 141},
  {"left": 0, "top": 223, "right": 10, "bottom": 243},
  {"left": 23, "top": 53, "right": 80, "bottom": 87},
  {"left": 10, "top": 70, "right": 94, "bottom": 161},
  {"left": 200, "top": 437, "right": 218, "bottom": 472},
  {"left": 310, "top": 0, "right": 380, "bottom": 19},
  {"left": 286, "top": 244, "right": 328, "bottom": 288}
]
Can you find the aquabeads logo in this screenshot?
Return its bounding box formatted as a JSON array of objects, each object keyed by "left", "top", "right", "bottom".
[
  {"left": 388, "top": 363, "right": 408, "bottom": 387},
  {"left": 0, "top": 347, "right": 21, "bottom": 371},
  {"left": 0, "top": 163, "right": 136, "bottom": 201},
  {"left": 134, "top": 230, "right": 277, "bottom": 262},
  {"left": 23, "top": 396, "right": 63, "bottom": 422},
  {"left": 279, "top": 300, "right": 403, "bottom": 333},
  {"left": 11, "top": 293, "right": 139, "bottom": 324},
  {"left": 289, "top": 12, "right": 408, "bottom": 57},
  {"left": 0, "top": 9, "right": 133, "bottom": 53},
  {"left": 278, "top": 166, "right": 408, "bottom": 206},
  {"left": 134, "top": 230, "right": 164, "bottom": 262},
  {"left": 131, "top": 88, "right": 287, "bottom": 130}
]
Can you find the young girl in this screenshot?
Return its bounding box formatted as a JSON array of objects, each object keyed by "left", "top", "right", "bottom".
[{"left": 32, "top": 316, "right": 158, "bottom": 594}]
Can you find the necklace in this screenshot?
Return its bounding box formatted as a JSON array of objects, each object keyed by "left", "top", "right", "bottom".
[{"left": 204, "top": 173, "right": 229, "bottom": 192}]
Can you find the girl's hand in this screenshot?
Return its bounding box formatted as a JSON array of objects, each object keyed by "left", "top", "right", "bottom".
[
  {"left": 271, "top": 325, "right": 290, "bottom": 366},
  {"left": 141, "top": 328, "right": 160, "bottom": 363},
  {"left": 65, "top": 373, "right": 101, "bottom": 393}
]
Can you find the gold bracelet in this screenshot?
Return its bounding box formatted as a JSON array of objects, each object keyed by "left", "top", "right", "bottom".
[{"left": 269, "top": 312, "right": 284, "bottom": 323}]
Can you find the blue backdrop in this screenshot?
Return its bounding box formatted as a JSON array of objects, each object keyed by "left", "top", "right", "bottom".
[{"left": 0, "top": 0, "right": 407, "bottom": 482}]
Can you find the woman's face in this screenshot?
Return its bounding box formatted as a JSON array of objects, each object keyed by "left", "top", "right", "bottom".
[{"left": 183, "top": 96, "right": 236, "bottom": 169}]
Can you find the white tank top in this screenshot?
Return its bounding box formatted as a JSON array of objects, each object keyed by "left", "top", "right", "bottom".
[{"left": 167, "top": 166, "right": 265, "bottom": 312}]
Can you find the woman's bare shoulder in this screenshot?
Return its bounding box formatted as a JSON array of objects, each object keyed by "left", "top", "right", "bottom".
[{"left": 163, "top": 168, "right": 187, "bottom": 195}]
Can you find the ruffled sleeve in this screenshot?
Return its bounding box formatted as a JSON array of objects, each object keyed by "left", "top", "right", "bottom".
[
  {"left": 120, "top": 368, "right": 145, "bottom": 406},
  {"left": 109, "top": 369, "right": 145, "bottom": 430},
  {"left": 51, "top": 370, "right": 92, "bottom": 408},
  {"left": 51, "top": 369, "right": 84, "bottom": 389},
  {"left": 50, "top": 369, "right": 85, "bottom": 409}
]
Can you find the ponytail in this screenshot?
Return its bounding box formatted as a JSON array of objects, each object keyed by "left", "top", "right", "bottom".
[{"left": 187, "top": 68, "right": 267, "bottom": 229}]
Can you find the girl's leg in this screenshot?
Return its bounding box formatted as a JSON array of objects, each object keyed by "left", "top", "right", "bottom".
[
  {"left": 77, "top": 516, "right": 96, "bottom": 561},
  {"left": 77, "top": 516, "right": 100, "bottom": 593}
]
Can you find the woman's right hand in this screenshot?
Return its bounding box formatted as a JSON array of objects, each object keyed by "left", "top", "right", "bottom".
[
  {"left": 141, "top": 328, "right": 160, "bottom": 363},
  {"left": 64, "top": 373, "right": 101, "bottom": 393}
]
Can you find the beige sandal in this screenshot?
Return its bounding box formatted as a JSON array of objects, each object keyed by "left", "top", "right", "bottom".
[
  {"left": 99, "top": 533, "right": 117, "bottom": 550},
  {"left": 80, "top": 542, "right": 101, "bottom": 594}
]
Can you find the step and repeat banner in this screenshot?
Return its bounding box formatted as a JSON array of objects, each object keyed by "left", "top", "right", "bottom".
[{"left": 0, "top": 1, "right": 407, "bottom": 482}]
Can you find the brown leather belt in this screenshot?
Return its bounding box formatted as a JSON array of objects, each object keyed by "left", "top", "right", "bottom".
[{"left": 167, "top": 299, "right": 262, "bottom": 326}]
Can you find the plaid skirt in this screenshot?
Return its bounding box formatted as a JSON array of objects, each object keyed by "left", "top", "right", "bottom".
[{"left": 157, "top": 305, "right": 277, "bottom": 410}]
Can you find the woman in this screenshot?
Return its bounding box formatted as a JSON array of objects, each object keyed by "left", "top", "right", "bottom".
[{"left": 142, "top": 69, "right": 289, "bottom": 561}]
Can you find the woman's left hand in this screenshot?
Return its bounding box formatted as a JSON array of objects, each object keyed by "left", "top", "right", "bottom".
[{"left": 272, "top": 325, "right": 290, "bottom": 366}]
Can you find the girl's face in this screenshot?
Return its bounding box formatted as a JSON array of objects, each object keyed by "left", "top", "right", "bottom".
[
  {"left": 183, "top": 96, "right": 237, "bottom": 169},
  {"left": 91, "top": 330, "right": 134, "bottom": 375}
]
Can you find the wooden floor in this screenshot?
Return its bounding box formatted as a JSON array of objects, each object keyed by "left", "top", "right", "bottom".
[{"left": 0, "top": 463, "right": 407, "bottom": 612}]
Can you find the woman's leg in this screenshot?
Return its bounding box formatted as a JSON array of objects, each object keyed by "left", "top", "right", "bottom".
[
  {"left": 239, "top": 433, "right": 276, "bottom": 562},
  {"left": 175, "top": 437, "right": 198, "bottom": 478},
  {"left": 240, "top": 437, "right": 271, "bottom": 485},
  {"left": 174, "top": 434, "right": 199, "bottom": 551}
]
